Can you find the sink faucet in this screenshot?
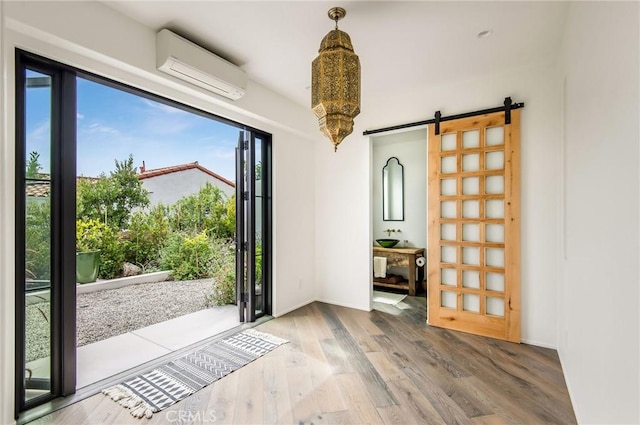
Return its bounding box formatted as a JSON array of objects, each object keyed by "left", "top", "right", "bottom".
[{"left": 384, "top": 229, "right": 401, "bottom": 237}]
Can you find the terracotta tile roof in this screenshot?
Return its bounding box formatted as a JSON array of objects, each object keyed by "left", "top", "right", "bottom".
[
  {"left": 26, "top": 182, "right": 50, "bottom": 198},
  {"left": 137, "top": 161, "right": 235, "bottom": 188},
  {"left": 25, "top": 176, "right": 101, "bottom": 198}
]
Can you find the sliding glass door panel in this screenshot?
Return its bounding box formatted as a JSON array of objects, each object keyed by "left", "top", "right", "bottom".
[{"left": 23, "top": 69, "right": 53, "bottom": 404}]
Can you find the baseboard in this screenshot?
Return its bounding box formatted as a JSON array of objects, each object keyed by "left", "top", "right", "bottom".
[
  {"left": 314, "top": 297, "right": 371, "bottom": 312},
  {"left": 272, "top": 298, "right": 315, "bottom": 317},
  {"left": 557, "top": 348, "right": 580, "bottom": 423},
  {"left": 520, "top": 338, "right": 557, "bottom": 350},
  {"left": 274, "top": 297, "right": 372, "bottom": 317}
]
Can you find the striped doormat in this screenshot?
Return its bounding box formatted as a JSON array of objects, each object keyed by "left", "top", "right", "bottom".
[{"left": 102, "top": 328, "right": 288, "bottom": 418}]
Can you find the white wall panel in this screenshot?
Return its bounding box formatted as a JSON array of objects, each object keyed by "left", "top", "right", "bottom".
[{"left": 558, "top": 2, "right": 639, "bottom": 423}]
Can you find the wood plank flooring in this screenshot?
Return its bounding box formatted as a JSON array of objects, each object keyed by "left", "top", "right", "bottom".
[{"left": 30, "top": 296, "right": 576, "bottom": 424}]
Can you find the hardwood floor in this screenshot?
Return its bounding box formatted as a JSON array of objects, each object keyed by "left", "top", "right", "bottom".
[{"left": 30, "top": 296, "right": 576, "bottom": 424}]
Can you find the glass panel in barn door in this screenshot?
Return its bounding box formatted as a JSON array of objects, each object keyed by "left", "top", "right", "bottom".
[{"left": 427, "top": 111, "right": 520, "bottom": 342}]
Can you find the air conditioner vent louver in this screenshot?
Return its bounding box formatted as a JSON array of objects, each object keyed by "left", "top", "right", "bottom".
[{"left": 156, "top": 29, "right": 246, "bottom": 100}]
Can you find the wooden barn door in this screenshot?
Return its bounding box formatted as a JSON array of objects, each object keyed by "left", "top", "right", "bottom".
[{"left": 427, "top": 110, "right": 520, "bottom": 342}]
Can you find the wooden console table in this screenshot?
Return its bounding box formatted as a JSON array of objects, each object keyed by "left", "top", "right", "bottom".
[{"left": 373, "top": 246, "right": 425, "bottom": 296}]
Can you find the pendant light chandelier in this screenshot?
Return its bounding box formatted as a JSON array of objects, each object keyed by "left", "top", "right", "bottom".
[{"left": 312, "top": 7, "right": 361, "bottom": 152}]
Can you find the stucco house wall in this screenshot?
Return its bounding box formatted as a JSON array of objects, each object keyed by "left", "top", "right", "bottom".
[{"left": 140, "top": 167, "right": 235, "bottom": 207}]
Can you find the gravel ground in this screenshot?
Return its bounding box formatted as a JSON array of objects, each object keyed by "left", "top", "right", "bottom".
[
  {"left": 26, "top": 302, "right": 50, "bottom": 363},
  {"left": 26, "top": 278, "right": 217, "bottom": 362},
  {"left": 77, "top": 278, "right": 214, "bottom": 346}
]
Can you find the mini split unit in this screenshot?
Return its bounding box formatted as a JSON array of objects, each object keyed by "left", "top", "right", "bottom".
[{"left": 156, "top": 29, "right": 247, "bottom": 100}]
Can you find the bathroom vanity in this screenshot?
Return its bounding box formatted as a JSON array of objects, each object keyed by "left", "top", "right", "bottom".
[{"left": 372, "top": 246, "right": 425, "bottom": 295}]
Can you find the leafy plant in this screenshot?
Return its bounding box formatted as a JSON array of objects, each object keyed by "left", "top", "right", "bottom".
[
  {"left": 208, "top": 267, "right": 235, "bottom": 306},
  {"left": 168, "top": 183, "right": 235, "bottom": 240},
  {"left": 122, "top": 204, "right": 169, "bottom": 270},
  {"left": 25, "top": 199, "right": 51, "bottom": 280},
  {"left": 76, "top": 155, "right": 149, "bottom": 230},
  {"left": 26, "top": 151, "right": 43, "bottom": 178},
  {"left": 76, "top": 218, "right": 124, "bottom": 279},
  {"left": 160, "top": 232, "right": 214, "bottom": 281},
  {"left": 207, "top": 238, "right": 236, "bottom": 306}
]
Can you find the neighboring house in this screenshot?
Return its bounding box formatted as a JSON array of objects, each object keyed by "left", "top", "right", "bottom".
[
  {"left": 24, "top": 165, "right": 233, "bottom": 209},
  {"left": 137, "top": 161, "right": 235, "bottom": 207}
]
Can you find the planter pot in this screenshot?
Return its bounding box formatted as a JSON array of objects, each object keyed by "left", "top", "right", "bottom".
[{"left": 76, "top": 250, "right": 100, "bottom": 284}]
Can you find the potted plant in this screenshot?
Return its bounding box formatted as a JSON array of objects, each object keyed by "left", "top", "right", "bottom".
[{"left": 76, "top": 219, "right": 102, "bottom": 284}]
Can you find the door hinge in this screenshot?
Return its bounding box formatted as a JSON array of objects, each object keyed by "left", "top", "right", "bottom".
[
  {"left": 241, "top": 292, "right": 249, "bottom": 303},
  {"left": 241, "top": 242, "right": 248, "bottom": 251},
  {"left": 243, "top": 140, "right": 249, "bottom": 150},
  {"left": 243, "top": 191, "right": 249, "bottom": 200}
]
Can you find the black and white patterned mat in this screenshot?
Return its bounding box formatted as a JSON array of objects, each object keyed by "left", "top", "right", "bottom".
[{"left": 102, "top": 328, "right": 288, "bottom": 418}]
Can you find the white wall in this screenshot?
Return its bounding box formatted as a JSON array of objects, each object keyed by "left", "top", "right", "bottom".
[
  {"left": 558, "top": 2, "right": 639, "bottom": 424},
  {"left": 142, "top": 168, "right": 234, "bottom": 207},
  {"left": 372, "top": 129, "right": 428, "bottom": 250},
  {"left": 316, "top": 58, "right": 562, "bottom": 346},
  {"left": 0, "top": 2, "right": 318, "bottom": 423}
]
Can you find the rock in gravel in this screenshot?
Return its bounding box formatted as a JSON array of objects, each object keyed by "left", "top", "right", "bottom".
[{"left": 122, "top": 262, "right": 142, "bottom": 277}]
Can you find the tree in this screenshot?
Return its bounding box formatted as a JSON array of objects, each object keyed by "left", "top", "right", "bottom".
[
  {"left": 77, "top": 155, "right": 149, "bottom": 230},
  {"left": 26, "top": 151, "right": 42, "bottom": 178},
  {"left": 168, "top": 183, "right": 235, "bottom": 240}
]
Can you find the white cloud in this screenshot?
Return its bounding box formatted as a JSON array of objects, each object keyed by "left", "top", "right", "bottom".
[
  {"left": 141, "top": 98, "right": 188, "bottom": 115},
  {"left": 86, "top": 122, "right": 119, "bottom": 135},
  {"left": 27, "top": 120, "right": 50, "bottom": 142}
]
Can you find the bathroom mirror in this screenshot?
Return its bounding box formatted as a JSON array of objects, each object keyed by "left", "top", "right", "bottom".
[{"left": 383, "top": 157, "right": 404, "bottom": 221}]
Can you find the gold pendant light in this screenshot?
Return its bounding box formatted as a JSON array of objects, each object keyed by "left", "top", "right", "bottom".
[{"left": 311, "top": 7, "right": 361, "bottom": 152}]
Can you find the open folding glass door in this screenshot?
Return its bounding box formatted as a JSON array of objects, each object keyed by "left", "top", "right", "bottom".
[
  {"left": 16, "top": 53, "right": 77, "bottom": 414},
  {"left": 427, "top": 110, "right": 520, "bottom": 342},
  {"left": 236, "top": 130, "right": 271, "bottom": 322}
]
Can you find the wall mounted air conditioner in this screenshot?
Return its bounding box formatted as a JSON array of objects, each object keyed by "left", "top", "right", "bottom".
[{"left": 156, "top": 29, "right": 247, "bottom": 100}]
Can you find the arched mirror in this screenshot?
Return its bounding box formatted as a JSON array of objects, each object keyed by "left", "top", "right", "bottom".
[{"left": 383, "top": 157, "right": 404, "bottom": 221}]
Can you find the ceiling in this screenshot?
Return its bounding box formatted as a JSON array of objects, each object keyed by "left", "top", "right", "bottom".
[{"left": 102, "top": 1, "right": 569, "bottom": 110}]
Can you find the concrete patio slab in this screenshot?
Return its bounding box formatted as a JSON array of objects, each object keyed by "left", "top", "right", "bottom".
[
  {"left": 76, "top": 306, "right": 240, "bottom": 388},
  {"left": 131, "top": 305, "right": 239, "bottom": 351},
  {"left": 77, "top": 332, "right": 171, "bottom": 388}
]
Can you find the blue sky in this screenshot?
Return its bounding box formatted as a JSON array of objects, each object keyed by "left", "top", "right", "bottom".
[{"left": 26, "top": 72, "right": 239, "bottom": 181}]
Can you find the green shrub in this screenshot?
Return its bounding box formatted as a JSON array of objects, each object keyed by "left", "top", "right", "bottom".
[
  {"left": 255, "top": 238, "right": 263, "bottom": 288},
  {"left": 160, "top": 232, "right": 214, "bottom": 281},
  {"left": 123, "top": 204, "right": 169, "bottom": 270},
  {"left": 25, "top": 198, "right": 51, "bottom": 280},
  {"left": 208, "top": 269, "right": 235, "bottom": 306},
  {"left": 168, "top": 183, "right": 234, "bottom": 240},
  {"left": 76, "top": 218, "right": 124, "bottom": 279},
  {"left": 207, "top": 238, "right": 236, "bottom": 306}
]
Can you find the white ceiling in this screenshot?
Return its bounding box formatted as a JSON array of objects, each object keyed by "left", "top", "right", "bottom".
[{"left": 102, "top": 1, "right": 569, "bottom": 109}]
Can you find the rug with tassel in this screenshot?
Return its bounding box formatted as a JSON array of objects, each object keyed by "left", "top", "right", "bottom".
[{"left": 102, "top": 328, "right": 288, "bottom": 418}]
